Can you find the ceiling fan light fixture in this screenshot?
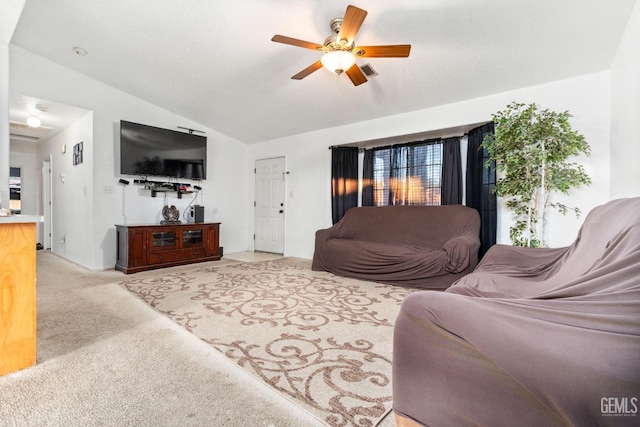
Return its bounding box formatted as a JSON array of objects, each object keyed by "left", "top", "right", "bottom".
[
  {"left": 321, "top": 50, "right": 356, "bottom": 75},
  {"left": 26, "top": 116, "right": 41, "bottom": 128}
]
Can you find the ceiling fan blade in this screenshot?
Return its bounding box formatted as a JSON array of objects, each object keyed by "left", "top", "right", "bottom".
[
  {"left": 345, "top": 64, "right": 368, "bottom": 86},
  {"left": 338, "top": 5, "right": 368, "bottom": 45},
  {"left": 271, "top": 35, "right": 323, "bottom": 51},
  {"left": 353, "top": 44, "right": 411, "bottom": 58},
  {"left": 291, "top": 60, "right": 324, "bottom": 80}
]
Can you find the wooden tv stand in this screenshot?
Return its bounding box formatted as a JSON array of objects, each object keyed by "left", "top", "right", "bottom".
[{"left": 115, "top": 222, "right": 220, "bottom": 274}]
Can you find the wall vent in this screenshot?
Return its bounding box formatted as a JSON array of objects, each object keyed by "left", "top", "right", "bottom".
[{"left": 360, "top": 63, "right": 378, "bottom": 77}]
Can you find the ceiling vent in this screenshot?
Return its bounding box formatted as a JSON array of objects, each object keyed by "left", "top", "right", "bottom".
[{"left": 360, "top": 63, "right": 378, "bottom": 77}]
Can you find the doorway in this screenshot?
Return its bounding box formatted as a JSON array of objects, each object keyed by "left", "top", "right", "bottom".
[
  {"left": 254, "top": 157, "right": 286, "bottom": 254},
  {"left": 9, "top": 167, "right": 21, "bottom": 213}
]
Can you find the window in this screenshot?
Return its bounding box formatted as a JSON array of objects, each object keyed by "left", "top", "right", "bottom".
[
  {"left": 372, "top": 149, "right": 390, "bottom": 206},
  {"left": 370, "top": 142, "right": 443, "bottom": 206}
]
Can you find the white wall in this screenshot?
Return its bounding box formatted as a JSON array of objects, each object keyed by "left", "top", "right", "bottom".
[
  {"left": 35, "top": 112, "right": 94, "bottom": 267},
  {"left": 610, "top": 1, "right": 640, "bottom": 198},
  {"left": 249, "top": 71, "right": 611, "bottom": 258},
  {"left": 10, "top": 45, "right": 249, "bottom": 270},
  {"left": 1, "top": 0, "right": 27, "bottom": 209},
  {"left": 0, "top": 43, "right": 10, "bottom": 210},
  {"left": 249, "top": 138, "right": 332, "bottom": 258}
]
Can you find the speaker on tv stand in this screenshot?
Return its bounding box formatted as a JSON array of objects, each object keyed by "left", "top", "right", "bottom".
[{"left": 189, "top": 205, "right": 204, "bottom": 223}]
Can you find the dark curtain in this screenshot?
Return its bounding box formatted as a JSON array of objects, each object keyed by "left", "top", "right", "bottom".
[
  {"left": 331, "top": 146, "right": 359, "bottom": 224},
  {"left": 362, "top": 149, "right": 374, "bottom": 206},
  {"left": 441, "top": 137, "right": 462, "bottom": 205},
  {"left": 466, "top": 122, "right": 496, "bottom": 257}
]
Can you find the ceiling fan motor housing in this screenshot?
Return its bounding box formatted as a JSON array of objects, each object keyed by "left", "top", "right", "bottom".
[
  {"left": 330, "top": 17, "right": 343, "bottom": 34},
  {"left": 323, "top": 34, "right": 353, "bottom": 53}
]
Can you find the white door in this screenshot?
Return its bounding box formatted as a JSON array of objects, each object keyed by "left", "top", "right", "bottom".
[{"left": 254, "top": 157, "right": 286, "bottom": 254}]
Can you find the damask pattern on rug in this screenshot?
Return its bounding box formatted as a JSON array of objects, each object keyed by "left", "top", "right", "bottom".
[
  {"left": 192, "top": 270, "right": 393, "bottom": 331},
  {"left": 121, "top": 259, "right": 415, "bottom": 427}
]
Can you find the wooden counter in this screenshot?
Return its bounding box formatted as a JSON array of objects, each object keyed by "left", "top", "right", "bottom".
[{"left": 0, "top": 216, "right": 41, "bottom": 376}]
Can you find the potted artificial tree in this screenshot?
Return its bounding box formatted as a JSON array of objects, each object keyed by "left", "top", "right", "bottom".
[{"left": 482, "top": 102, "right": 591, "bottom": 247}]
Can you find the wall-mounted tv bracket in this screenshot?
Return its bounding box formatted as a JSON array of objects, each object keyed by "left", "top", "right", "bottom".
[{"left": 177, "top": 126, "right": 206, "bottom": 135}]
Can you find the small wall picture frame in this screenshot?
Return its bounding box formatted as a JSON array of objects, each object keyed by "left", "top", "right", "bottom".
[{"left": 73, "top": 142, "right": 83, "bottom": 165}]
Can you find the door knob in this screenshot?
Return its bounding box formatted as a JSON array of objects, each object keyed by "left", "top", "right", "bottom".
[{"left": 279, "top": 210, "right": 284, "bottom": 213}]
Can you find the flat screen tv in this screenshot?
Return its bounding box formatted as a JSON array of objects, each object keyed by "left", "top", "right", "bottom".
[{"left": 120, "top": 120, "right": 207, "bottom": 180}]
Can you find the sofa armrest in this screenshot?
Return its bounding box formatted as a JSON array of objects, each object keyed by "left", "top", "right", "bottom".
[
  {"left": 314, "top": 227, "right": 334, "bottom": 245},
  {"left": 475, "top": 244, "right": 567, "bottom": 276},
  {"left": 442, "top": 235, "right": 481, "bottom": 273}
]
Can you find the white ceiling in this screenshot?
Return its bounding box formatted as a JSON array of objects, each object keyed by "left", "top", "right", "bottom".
[
  {"left": 8, "top": 0, "right": 636, "bottom": 144},
  {"left": 9, "top": 94, "right": 90, "bottom": 143}
]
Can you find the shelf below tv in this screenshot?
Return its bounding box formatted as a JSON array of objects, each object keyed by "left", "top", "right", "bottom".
[{"left": 132, "top": 179, "right": 197, "bottom": 199}]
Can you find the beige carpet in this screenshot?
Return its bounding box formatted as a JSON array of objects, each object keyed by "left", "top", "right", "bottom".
[
  {"left": 0, "top": 252, "right": 328, "bottom": 426},
  {"left": 120, "top": 257, "right": 415, "bottom": 427},
  {"left": 0, "top": 252, "right": 411, "bottom": 426}
]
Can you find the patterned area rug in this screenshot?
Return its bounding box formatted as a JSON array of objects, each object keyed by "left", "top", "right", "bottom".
[{"left": 120, "top": 258, "right": 415, "bottom": 426}]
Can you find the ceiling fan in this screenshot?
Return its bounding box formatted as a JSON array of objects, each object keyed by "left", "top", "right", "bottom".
[{"left": 271, "top": 4, "right": 411, "bottom": 86}]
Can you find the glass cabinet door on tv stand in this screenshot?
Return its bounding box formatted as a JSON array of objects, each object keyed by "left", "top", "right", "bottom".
[
  {"left": 182, "top": 229, "right": 203, "bottom": 246},
  {"left": 152, "top": 230, "right": 177, "bottom": 249}
]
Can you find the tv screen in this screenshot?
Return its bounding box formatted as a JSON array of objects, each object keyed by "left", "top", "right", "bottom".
[{"left": 120, "top": 120, "right": 207, "bottom": 180}]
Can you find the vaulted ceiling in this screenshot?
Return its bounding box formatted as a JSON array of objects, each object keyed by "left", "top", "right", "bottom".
[{"left": 9, "top": 0, "right": 636, "bottom": 144}]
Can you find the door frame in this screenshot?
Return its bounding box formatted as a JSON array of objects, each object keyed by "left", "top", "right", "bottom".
[
  {"left": 254, "top": 156, "right": 286, "bottom": 254},
  {"left": 42, "top": 156, "right": 52, "bottom": 250}
]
